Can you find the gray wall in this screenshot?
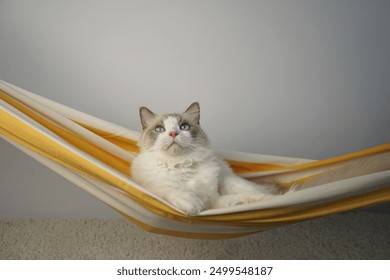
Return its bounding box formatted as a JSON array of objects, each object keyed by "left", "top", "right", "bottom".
[{"left": 1, "top": 0, "right": 389, "bottom": 217}]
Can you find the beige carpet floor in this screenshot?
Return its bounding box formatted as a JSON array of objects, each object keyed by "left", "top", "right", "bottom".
[{"left": 0, "top": 211, "right": 389, "bottom": 260}]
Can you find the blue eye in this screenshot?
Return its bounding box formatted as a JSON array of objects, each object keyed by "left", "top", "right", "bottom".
[
  {"left": 155, "top": 126, "right": 165, "bottom": 133},
  {"left": 180, "top": 123, "right": 190, "bottom": 131}
]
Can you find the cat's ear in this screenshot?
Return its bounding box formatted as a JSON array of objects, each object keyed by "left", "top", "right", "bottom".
[
  {"left": 139, "top": 106, "right": 156, "bottom": 130},
  {"left": 184, "top": 102, "right": 200, "bottom": 125}
]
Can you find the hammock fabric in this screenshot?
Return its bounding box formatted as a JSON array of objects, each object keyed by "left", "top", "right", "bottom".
[{"left": 1, "top": 80, "right": 389, "bottom": 239}]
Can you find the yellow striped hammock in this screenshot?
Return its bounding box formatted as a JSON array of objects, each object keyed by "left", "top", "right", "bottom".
[{"left": 1, "top": 80, "right": 389, "bottom": 239}]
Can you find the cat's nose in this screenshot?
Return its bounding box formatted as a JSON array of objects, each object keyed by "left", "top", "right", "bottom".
[{"left": 169, "top": 131, "right": 178, "bottom": 139}]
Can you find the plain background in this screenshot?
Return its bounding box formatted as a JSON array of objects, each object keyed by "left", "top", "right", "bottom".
[{"left": 0, "top": 0, "right": 389, "bottom": 217}]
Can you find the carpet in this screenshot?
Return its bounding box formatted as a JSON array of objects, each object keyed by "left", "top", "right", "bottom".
[{"left": 0, "top": 211, "right": 389, "bottom": 260}]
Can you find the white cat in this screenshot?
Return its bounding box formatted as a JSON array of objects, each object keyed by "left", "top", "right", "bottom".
[{"left": 131, "top": 102, "right": 277, "bottom": 215}]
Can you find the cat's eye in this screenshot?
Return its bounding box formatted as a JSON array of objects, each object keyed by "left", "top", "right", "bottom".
[
  {"left": 154, "top": 126, "right": 165, "bottom": 133},
  {"left": 180, "top": 123, "right": 190, "bottom": 131}
]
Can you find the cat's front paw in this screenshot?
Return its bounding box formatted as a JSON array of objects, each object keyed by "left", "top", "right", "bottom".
[
  {"left": 166, "top": 192, "right": 205, "bottom": 215},
  {"left": 213, "top": 193, "right": 270, "bottom": 209},
  {"left": 245, "top": 193, "right": 268, "bottom": 203}
]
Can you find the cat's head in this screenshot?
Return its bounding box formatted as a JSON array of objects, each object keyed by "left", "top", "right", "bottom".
[{"left": 137, "top": 102, "right": 210, "bottom": 156}]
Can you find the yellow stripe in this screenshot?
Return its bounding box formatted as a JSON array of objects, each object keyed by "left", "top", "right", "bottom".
[
  {"left": 227, "top": 160, "right": 286, "bottom": 173},
  {"left": 286, "top": 144, "right": 389, "bottom": 170},
  {"left": 75, "top": 122, "right": 140, "bottom": 154},
  {"left": 116, "top": 210, "right": 259, "bottom": 240},
  {"left": 228, "top": 144, "right": 390, "bottom": 174}
]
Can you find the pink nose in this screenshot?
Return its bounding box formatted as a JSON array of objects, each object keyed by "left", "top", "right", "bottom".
[{"left": 169, "top": 131, "right": 177, "bottom": 138}]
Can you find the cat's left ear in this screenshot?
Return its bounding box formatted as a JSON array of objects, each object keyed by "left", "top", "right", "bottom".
[
  {"left": 184, "top": 102, "right": 200, "bottom": 125},
  {"left": 139, "top": 106, "right": 156, "bottom": 130}
]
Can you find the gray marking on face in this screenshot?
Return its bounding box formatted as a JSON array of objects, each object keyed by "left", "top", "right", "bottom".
[{"left": 137, "top": 103, "right": 209, "bottom": 155}]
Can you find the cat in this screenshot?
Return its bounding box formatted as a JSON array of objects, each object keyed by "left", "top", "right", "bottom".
[{"left": 131, "top": 102, "right": 278, "bottom": 215}]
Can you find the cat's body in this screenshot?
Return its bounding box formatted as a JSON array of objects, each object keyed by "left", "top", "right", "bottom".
[{"left": 131, "top": 102, "right": 277, "bottom": 215}]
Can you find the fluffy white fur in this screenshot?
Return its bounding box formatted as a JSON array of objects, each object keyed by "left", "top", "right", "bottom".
[{"left": 131, "top": 103, "right": 276, "bottom": 215}]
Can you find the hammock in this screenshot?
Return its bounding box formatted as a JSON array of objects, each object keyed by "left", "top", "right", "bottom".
[{"left": 1, "top": 80, "right": 389, "bottom": 240}]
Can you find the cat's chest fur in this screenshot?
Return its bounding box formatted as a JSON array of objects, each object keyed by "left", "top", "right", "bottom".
[
  {"left": 131, "top": 151, "right": 222, "bottom": 192},
  {"left": 156, "top": 158, "right": 198, "bottom": 179}
]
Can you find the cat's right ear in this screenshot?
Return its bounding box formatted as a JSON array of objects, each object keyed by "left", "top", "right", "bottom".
[{"left": 139, "top": 107, "right": 156, "bottom": 130}]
